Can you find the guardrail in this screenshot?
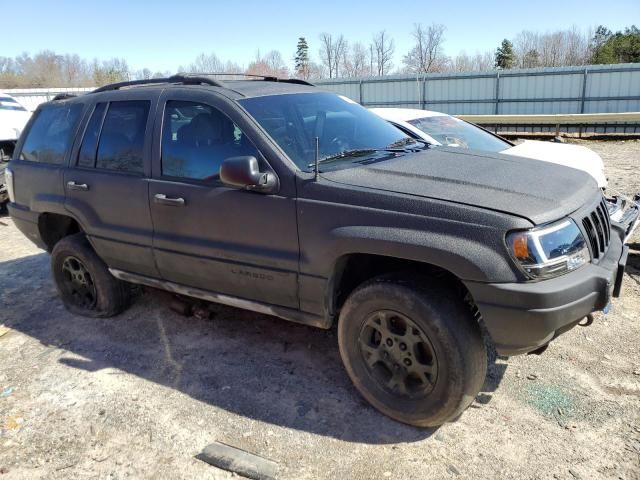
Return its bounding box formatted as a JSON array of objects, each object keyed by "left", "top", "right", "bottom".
[
  {"left": 456, "top": 112, "right": 640, "bottom": 137},
  {"left": 458, "top": 112, "right": 640, "bottom": 124}
]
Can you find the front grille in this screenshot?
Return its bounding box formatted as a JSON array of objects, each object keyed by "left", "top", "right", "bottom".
[{"left": 581, "top": 198, "right": 611, "bottom": 260}]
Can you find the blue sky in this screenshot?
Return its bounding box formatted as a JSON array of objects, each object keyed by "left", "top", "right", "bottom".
[{"left": 5, "top": 0, "right": 639, "bottom": 72}]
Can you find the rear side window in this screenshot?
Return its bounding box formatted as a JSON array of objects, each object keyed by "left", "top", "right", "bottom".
[
  {"left": 77, "top": 103, "right": 107, "bottom": 168},
  {"left": 95, "top": 101, "right": 149, "bottom": 174},
  {"left": 19, "top": 104, "right": 83, "bottom": 164}
]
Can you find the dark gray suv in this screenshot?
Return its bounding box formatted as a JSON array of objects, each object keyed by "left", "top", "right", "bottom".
[{"left": 6, "top": 75, "right": 629, "bottom": 427}]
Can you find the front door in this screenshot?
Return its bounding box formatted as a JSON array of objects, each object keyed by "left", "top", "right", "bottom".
[
  {"left": 148, "top": 90, "right": 299, "bottom": 308},
  {"left": 64, "top": 96, "right": 159, "bottom": 278}
]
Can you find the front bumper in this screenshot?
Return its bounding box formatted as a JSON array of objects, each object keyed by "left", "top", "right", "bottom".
[{"left": 465, "top": 227, "right": 627, "bottom": 356}]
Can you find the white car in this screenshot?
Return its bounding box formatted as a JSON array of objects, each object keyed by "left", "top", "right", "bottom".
[
  {"left": 0, "top": 92, "right": 31, "bottom": 155},
  {"left": 372, "top": 107, "right": 639, "bottom": 243},
  {"left": 1, "top": 93, "right": 32, "bottom": 207}
]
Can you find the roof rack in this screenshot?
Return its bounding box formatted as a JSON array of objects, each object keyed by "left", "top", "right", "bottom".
[
  {"left": 51, "top": 93, "right": 77, "bottom": 101},
  {"left": 91, "top": 75, "right": 225, "bottom": 94},
  {"left": 91, "top": 72, "right": 315, "bottom": 95},
  {"left": 177, "top": 72, "right": 315, "bottom": 86}
]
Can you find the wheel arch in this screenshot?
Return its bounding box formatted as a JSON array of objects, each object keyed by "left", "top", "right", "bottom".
[
  {"left": 38, "top": 212, "right": 83, "bottom": 252},
  {"left": 328, "top": 252, "right": 479, "bottom": 320}
]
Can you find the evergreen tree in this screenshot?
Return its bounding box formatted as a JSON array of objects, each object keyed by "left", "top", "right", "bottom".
[
  {"left": 591, "top": 25, "right": 640, "bottom": 64},
  {"left": 495, "top": 39, "right": 516, "bottom": 69},
  {"left": 294, "top": 37, "right": 310, "bottom": 79}
]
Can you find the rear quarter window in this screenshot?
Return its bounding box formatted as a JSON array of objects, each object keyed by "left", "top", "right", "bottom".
[{"left": 19, "top": 104, "right": 83, "bottom": 164}]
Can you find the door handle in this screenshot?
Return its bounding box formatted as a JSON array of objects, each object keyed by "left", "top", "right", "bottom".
[
  {"left": 67, "top": 181, "right": 89, "bottom": 191},
  {"left": 154, "top": 193, "right": 185, "bottom": 206}
]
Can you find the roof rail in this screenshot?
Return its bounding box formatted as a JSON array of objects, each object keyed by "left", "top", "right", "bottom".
[
  {"left": 281, "top": 78, "right": 315, "bottom": 87},
  {"left": 91, "top": 73, "right": 315, "bottom": 95},
  {"left": 91, "top": 75, "right": 225, "bottom": 94},
  {"left": 51, "top": 93, "right": 77, "bottom": 101},
  {"left": 177, "top": 72, "right": 275, "bottom": 80},
  {"left": 177, "top": 72, "right": 315, "bottom": 86}
]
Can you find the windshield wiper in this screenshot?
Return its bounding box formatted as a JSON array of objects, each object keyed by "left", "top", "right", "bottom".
[
  {"left": 306, "top": 138, "right": 429, "bottom": 169},
  {"left": 306, "top": 148, "right": 400, "bottom": 169}
]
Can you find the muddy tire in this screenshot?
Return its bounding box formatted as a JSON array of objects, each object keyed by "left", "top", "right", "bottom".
[
  {"left": 338, "top": 275, "right": 486, "bottom": 427},
  {"left": 51, "top": 233, "right": 131, "bottom": 317}
]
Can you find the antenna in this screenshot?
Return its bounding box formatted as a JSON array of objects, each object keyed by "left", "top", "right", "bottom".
[{"left": 314, "top": 137, "right": 320, "bottom": 181}]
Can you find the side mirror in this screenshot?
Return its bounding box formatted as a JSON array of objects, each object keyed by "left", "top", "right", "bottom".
[{"left": 220, "top": 156, "right": 278, "bottom": 193}]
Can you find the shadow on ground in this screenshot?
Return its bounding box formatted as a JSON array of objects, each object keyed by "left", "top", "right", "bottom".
[{"left": 0, "top": 252, "right": 506, "bottom": 444}]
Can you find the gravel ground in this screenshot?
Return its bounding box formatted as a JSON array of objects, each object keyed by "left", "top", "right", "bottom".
[{"left": 0, "top": 140, "right": 639, "bottom": 480}]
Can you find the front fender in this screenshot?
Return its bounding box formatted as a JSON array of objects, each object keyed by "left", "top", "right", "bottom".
[{"left": 328, "top": 225, "right": 516, "bottom": 282}]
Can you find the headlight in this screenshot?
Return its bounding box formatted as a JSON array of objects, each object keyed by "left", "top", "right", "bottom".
[{"left": 506, "top": 219, "right": 590, "bottom": 280}]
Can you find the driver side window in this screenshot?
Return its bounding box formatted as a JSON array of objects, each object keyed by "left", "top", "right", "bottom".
[{"left": 161, "top": 101, "right": 259, "bottom": 181}]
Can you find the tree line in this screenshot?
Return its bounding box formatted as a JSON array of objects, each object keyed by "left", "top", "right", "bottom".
[{"left": 0, "top": 24, "right": 637, "bottom": 88}]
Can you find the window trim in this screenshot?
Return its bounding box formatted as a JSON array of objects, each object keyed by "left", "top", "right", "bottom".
[
  {"left": 76, "top": 102, "right": 107, "bottom": 169},
  {"left": 158, "top": 99, "right": 262, "bottom": 186},
  {"left": 72, "top": 100, "right": 150, "bottom": 176}
]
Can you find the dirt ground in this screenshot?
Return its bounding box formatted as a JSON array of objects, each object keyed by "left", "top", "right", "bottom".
[{"left": 0, "top": 140, "right": 639, "bottom": 480}]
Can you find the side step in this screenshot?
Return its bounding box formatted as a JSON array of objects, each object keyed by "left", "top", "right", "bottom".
[{"left": 109, "top": 268, "right": 331, "bottom": 329}]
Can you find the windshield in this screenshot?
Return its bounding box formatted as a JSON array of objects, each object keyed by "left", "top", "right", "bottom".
[
  {"left": 239, "top": 93, "right": 414, "bottom": 170},
  {"left": 408, "top": 115, "right": 510, "bottom": 152}
]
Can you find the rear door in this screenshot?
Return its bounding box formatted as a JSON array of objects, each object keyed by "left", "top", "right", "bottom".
[
  {"left": 9, "top": 102, "right": 85, "bottom": 232},
  {"left": 64, "top": 92, "right": 159, "bottom": 277},
  {"left": 148, "top": 89, "right": 299, "bottom": 308}
]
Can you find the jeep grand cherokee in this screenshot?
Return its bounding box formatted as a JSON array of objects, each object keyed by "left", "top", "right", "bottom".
[{"left": 6, "top": 75, "right": 629, "bottom": 426}]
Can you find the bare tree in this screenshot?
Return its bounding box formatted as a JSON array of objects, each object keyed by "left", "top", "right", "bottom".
[
  {"left": 450, "top": 51, "right": 472, "bottom": 72},
  {"left": 307, "top": 61, "right": 327, "bottom": 80},
  {"left": 265, "top": 50, "right": 289, "bottom": 76},
  {"left": 342, "top": 42, "right": 370, "bottom": 77},
  {"left": 61, "top": 54, "right": 90, "bottom": 86},
  {"left": 183, "top": 52, "right": 224, "bottom": 73},
  {"left": 92, "top": 58, "right": 129, "bottom": 86},
  {"left": 246, "top": 50, "right": 289, "bottom": 77},
  {"left": 564, "top": 26, "right": 590, "bottom": 66},
  {"left": 403, "top": 23, "right": 447, "bottom": 73},
  {"left": 513, "top": 28, "right": 590, "bottom": 68},
  {"left": 319, "top": 33, "right": 347, "bottom": 78},
  {"left": 224, "top": 61, "right": 244, "bottom": 74},
  {"left": 513, "top": 31, "right": 540, "bottom": 67},
  {"left": 540, "top": 31, "right": 565, "bottom": 67},
  {"left": 373, "top": 31, "right": 395, "bottom": 76},
  {"left": 19, "top": 51, "right": 64, "bottom": 86}
]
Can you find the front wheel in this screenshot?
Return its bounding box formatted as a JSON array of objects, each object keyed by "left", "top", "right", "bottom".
[{"left": 338, "top": 276, "right": 486, "bottom": 427}]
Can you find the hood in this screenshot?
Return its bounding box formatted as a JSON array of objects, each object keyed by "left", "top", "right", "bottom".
[
  {"left": 321, "top": 147, "right": 600, "bottom": 225},
  {"left": 501, "top": 140, "right": 607, "bottom": 188},
  {"left": 0, "top": 110, "right": 32, "bottom": 141}
]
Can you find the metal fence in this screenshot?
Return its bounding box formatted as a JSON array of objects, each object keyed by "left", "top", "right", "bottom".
[
  {"left": 4, "top": 64, "right": 640, "bottom": 134},
  {"left": 315, "top": 63, "right": 640, "bottom": 134},
  {"left": 2, "top": 87, "right": 93, "bottom": 111}
]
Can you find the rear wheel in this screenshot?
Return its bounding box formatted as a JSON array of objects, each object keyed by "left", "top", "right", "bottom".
[
  {"left": 338, "top": 275, "right": 486, "bottom": 427},
  {"left": 51, "top": 234, "right": 131, "bottom": 317}
]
